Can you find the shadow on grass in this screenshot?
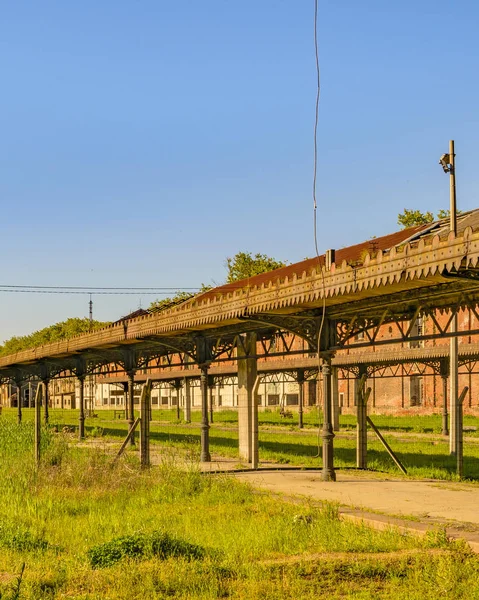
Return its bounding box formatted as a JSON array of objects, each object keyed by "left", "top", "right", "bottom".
[{"left": 60, "top": 421, "right": 479, "bottom": 479}]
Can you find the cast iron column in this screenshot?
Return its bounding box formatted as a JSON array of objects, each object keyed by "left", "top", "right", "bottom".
[
  {"left": 173, "top": 380, "right": 182, "bottom": 421},
  {"left": 122, "top": 382, "right": 129, "bottom": 419},
  {"left": 127, "top": 370, "right": 136, "bottom": 445},
  {"left": 440, "top": 360, "right": 449, "bottom": 437},
  {"left": 356, "top": 366, "right": 368, "bottom": 469},
  {"left": 42, "top": 378, "right": 50, "bottom": 425},
  {"left": 200, "top": 366, "right": 211, "bottom": 462},
  {"left": 297, "top": 369, "right": 305, "bottom": 429},
  {"left": 321, "top": 357, "right": 336, "bottom": 481},
  {"left": 208, "top": 375, "right": 215, "bottom": 424},
  {"left": 78, "top": 374, "right": 85, "bottom": 440},
  {"left": 16, "top": 380, "right": 22, "bottom": 424}
]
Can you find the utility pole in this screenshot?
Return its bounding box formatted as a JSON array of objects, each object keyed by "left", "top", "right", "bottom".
[
  {"left": 439, "top": 141, "right": 458, "bottom": 455},
  {"left": 89, "top": 294, "right": 93, "bottom": 331}
]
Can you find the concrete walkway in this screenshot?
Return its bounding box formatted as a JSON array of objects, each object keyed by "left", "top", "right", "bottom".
[
  {"left": 227, "top": 468, "right": 479, "bottom": 550},
  {"left": 234, "top": 470, "right": 479, "bottom": 524}
]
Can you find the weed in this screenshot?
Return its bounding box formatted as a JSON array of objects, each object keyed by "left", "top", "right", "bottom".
[{"left": 87, "top": 531, "right": 205, "bottom": 568}]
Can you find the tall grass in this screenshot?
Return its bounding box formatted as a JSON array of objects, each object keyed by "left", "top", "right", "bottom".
[{"left": 0, "top": 427, "right": 478, "bottom": 599}]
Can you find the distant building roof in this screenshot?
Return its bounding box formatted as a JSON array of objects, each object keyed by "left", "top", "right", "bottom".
[{"left": 114, "top": 308, "right": 150, "bottom": 324}]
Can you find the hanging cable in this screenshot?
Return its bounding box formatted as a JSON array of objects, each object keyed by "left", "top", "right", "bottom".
[{"left": 312, "top": 0, "right": 328, "bottom": 457}]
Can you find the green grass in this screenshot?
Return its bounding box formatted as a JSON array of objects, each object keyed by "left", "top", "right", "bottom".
[
  {"left": 7, "top": 409, "right": 479, "bottom": 480},
  {"left": 4, "top": 408, "right": 479, "bottom": 480},
  {"left": 0, "top": 421, "right": 479, "bottom": 599}
]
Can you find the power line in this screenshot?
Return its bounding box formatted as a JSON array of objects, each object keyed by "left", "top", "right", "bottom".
[
  {"left": 0, "top": 289, "right": 169, "bottom": 295},
  {"left": 0, "top": 285, "right": 200, "bottom": 291},
  {"left": 313, "top": 0, "right": 321, "bottom": 258}
]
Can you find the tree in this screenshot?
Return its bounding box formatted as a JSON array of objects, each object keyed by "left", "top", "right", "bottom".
[
  {"left": 397, "top": 209, "right": 434, "bottom": 229},
  {"left": 225, "top": 252, "right": 286, "bottom": 283},
  {"left": 437, "top": 209, "right": 463, "bottom": 220},
  {"left": 148, "top": 252, "right": 285, "bottom": 310},
  {"left": 397, "top": 208, "right": 464, "bottom": 229},
  {"left": 0, "top": 318, "right": 109, "bottom": 357}
]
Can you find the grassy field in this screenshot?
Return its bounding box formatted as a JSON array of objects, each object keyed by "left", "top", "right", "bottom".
[
  {"left": 1, "top": 418, "right": 479, "bottom": 599},
  {"left": 8, "top": 407, "right": 479, "bottom": 481}
]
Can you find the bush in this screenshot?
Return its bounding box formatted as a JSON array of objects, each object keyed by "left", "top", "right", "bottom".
[{"left": 87, "top": 531, "right": 205, "bottom": 568}]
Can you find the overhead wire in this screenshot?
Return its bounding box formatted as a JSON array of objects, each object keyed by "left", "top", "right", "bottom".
[
  {"left": 312, "top": 0, "right": 327, "bottom": 457},
  {"left": 0, "top": 285, "right": 200, "bottom": 291}
]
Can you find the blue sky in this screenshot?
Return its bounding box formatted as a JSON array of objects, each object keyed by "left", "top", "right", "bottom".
[{"left": 1, "top": 1, "right": 478, "bottom": 340}]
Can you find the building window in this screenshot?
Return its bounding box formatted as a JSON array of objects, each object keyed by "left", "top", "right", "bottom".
[
  {"left": 410, "top": 376, "right": 423, "bottom": 407},
  {"left": 267, "top": 394, "right": 280, "bottom": 406},
  {"left": 285, "top": 393, "right": 299, "bottom": 406}
]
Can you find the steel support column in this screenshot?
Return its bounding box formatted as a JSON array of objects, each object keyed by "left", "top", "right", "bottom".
[
  {"left": 42, "top": 378, "right": 50, "bottom": 425},
  {"left": 297, "top": 369, "right": 305, "bottom": 430},
  {"left": 15, "top": 381, "right": 22, "bottom": 424},
  {"left": 440, "top": 359, "right": 449, "bottom": 437},
  {"left": 78, "top": 374, "right": 85, "bottom": 440},
  {"left": 321, "top": 357, "right": 336, "bottom": 481},
  {"left": 173, "top": 380, "right": 182, "bottom": 421},
  {"left": 200, "top": 366, "right": 211, "bottom": 462},
  {"left": 332, "top": 367, "right": 340, "bottom": 432},
  {"left": 34, "top": 383, "right": 43, "bottom": 465},
  {"left": 208, "top": 376, "right": 215, "bottom": 424},
  {"left": 127, "top": 370, "right": 136, "bottom": 446},
  {"left": 450, "top": 317, "right": 458, "bottom": 454},
  {"left": 122, "top": 382, "right": 129, "bottom": 419},
  {"left": 356, "top": 367, "right": 368, "bottom": 469},
  {"left": 140, "top": 380, "right": 152, "bottom": 468},
  {"left": 184, "top": 377, "right": 191, "bottom": 423}
]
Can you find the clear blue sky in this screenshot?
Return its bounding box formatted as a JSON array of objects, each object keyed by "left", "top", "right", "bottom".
[{"left": 1, "top": 0, "right": 478, "bottom": 340}]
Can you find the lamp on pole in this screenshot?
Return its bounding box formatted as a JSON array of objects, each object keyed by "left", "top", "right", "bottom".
[{"left": 438, "top": 140, "right": 457, "bottom": 233}]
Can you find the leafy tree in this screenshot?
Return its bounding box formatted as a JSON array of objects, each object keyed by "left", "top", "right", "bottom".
[
  {"left": 397, "top": 208, "right": 463, "bottom": 229},
  {"left": 149, "top": 253, "right": 285, "bottom": 309},
  {"left": 225, "top": 252, "right": 286, "bottom": 283},
  {"left": 397, "top": 209, "right": 434, "bottom": 229},
  {"left": 437, "top": 209, "right": 463, "bottom": 220},
  {"left": 0, "top": 318, "right": 109, "bottom": 356}
]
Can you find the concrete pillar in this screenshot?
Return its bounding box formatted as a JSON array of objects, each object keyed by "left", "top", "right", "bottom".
[
  {"left": 200, "top": 367, "right": 211, "bottom": 462},
  {"left": 332, "top": 367, "right": 340, "bottom": 432},
  {"left": 237, "top": 333, "right": 258, "bottom": 464},
  {"left": 127, "top": 370, "right": 136, "bottom": 445},
  {"left": 356, "top": 368, "right": 367, "bottom": 469},
  {"left": 297, "top": 369, "right": 304, "bottom": 429},
  {"left": 78, "top": 375, "right": 85, "bottom": 440},
  {"left": 184, "top": 377, "right": 191, "bottom": 422},
  {"left": 321, "top": 358, "right": 336, "bottom": 481},
  {"left": 450, "top": 320, "right": 458, "bottom": 454}
]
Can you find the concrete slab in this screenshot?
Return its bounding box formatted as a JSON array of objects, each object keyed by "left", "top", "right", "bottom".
[{"left": 233, "top": 470, "right": 479, "bottom": 525}]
